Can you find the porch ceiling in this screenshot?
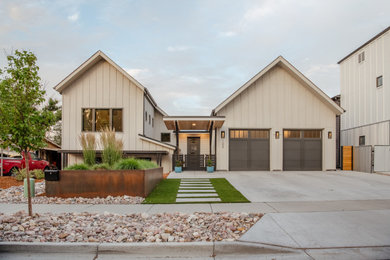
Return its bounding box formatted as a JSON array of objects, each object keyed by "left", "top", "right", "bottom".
[{"left": 163, "top": 116, "right": 225, "bottom": 131}]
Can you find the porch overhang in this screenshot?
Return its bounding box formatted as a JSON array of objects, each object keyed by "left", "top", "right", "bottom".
[{"left": 163, "top": 116, "right": 225, "bottom": 131}]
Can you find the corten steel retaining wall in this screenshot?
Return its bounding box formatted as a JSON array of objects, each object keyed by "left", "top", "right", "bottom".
[{"left": 45, "top": 168, "right": 163, "bottom": 198}]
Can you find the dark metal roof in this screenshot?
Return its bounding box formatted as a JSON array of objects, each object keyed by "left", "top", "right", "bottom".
[{"left": 338, "top": 26, "right": 390, "bottom": 64}]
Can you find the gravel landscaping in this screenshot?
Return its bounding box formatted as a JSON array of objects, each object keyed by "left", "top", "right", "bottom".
[
  {"left": 0, "top": 181, "right": 144, "bottom": 204},
  {"left": 0, "top": 211, "right": 262, "bottom": 243}
]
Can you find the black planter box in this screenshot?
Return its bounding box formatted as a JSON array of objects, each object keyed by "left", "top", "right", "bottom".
[{"left": 44, "top": 170, "right": 60, "bottom": 181}]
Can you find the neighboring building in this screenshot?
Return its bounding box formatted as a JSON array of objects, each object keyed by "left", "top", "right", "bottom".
[
  {"left": 57, "top": 52, "right": 342, "bottom": 172},
  {"left": 38, "top": 138, "right": 62, "bottom": 169},
  {"left": 339, "top": 26, "right": 390, "bottom": 147},
  {"left": 54, "top": 51, "right": 176, "bottom": 173}
]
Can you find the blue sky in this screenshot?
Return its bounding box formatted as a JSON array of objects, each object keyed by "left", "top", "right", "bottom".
[{"left": 0, "top": 0, "right": 389, "bottom": 115}]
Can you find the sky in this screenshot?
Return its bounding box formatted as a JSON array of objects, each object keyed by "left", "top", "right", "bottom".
[{"left": 0, "top": 0, "right": 389, "bottom": 115}]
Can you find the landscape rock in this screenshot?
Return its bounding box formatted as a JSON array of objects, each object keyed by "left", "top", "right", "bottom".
[{"left": 0, "top": 211, "right": 262, "bottom": 243}]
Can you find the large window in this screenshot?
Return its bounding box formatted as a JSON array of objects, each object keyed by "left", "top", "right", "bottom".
[
  {"left": 112, "top": 109, "right": 123, "bottom": 132},
  {"left": 95, "top": 109, "right": 110, "bottom": 131},
  {"left": 161, "top": 133, "right": 171, "bottom": 142},
  {"left": 82, "top": 108, "right": 123, "bottom": 132}
]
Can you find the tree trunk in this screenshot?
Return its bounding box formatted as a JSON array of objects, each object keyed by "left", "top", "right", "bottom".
[{"left": 25, "top": 150, "right": 32, "bottom": 216}]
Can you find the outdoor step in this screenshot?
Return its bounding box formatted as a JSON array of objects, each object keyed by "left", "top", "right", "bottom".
[
  {"left": 176, "top": 193, "right": 218, "bottom": 198},
  {"left": 180, "top": 184, "right": 213, "bottom": 187},
  {"left": 176, "top": 198, "right": 221, "bottom": 203},
  {"left": 180, "top": 182, "right": 212, "bottom": 184},
  {"left": 178, "top": 189, "right": 216, "bottom": 193}
]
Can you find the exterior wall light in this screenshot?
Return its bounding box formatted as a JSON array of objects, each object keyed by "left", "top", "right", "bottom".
[
  {"left": 328, "top": 131, "right": 332, "bottom": 139},
  {"left": 221, "top": 131, "right": 225, "bottom": 139},
  {"left": 275, "top": 131, "right": 280, "bottom": 139}
]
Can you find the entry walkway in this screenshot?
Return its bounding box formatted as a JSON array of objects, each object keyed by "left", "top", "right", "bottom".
[{"left": 176, "top": 178, "right": 221, "bottom": 203}]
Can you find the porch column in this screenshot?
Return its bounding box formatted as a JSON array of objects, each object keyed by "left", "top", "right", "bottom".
[{"left": 209, "top": 121, "right": 214, "bottom": 155}]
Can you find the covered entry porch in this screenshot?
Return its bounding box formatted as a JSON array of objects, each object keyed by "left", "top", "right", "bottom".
[{"left": 164, "top": 116, "right": 225, "bottom": 171}]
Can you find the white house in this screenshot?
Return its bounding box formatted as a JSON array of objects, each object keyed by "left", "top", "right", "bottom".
[
  {"left": 339, "top": 26, "right": 390, "bottom": 147},
  {"left": 55, "top": 51, "right": 176, "bottom": 173},
  {"left": 56, "top": 51, "right": 342, "bottom": 172}
]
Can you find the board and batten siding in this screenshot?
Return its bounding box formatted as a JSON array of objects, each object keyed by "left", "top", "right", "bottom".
[
  {"left": 340, "top": 29, "right": 390, "bottom": 146},
  {"left": 62, "top": 59, "right": 144, "bottom": 151},
  {"left": 215, "top": 65, "right": 336, "bottom": 171}
]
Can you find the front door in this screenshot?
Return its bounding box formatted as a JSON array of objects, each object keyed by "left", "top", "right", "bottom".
[{"left": 186, "top": 137, "right": 202, "bottom": 170}]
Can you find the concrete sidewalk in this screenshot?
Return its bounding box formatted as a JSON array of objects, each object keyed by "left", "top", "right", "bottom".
[{"left": 2, "top": 199, "right": 390, "bottom": 214}]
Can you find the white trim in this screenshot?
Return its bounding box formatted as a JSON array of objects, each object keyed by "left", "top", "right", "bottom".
[
  {"left": 139, "top": 135, "right": 176, "bottom": 150},
  {"left": 163, "top": 117, "right": 225, "bottom": 121},
  {"left": 213, "top": 56, "right": 344, "bottom": 115}
]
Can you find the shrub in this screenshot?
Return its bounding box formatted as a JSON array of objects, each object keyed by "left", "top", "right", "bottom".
[
  {"left": 114, "top": 158, "right": 140, "bottom": 170},
  {"left": 175, "top": 160, "right": 183, "bottom": 167},
  {"left": 100, "top": 127, "right": 123, "bottom": 166},
  {"left": 32, "top": 169, "right": 44, "bottom": 179},
  {"left": 64, "top": 163, "right": 90, "bottom": 170},
  {"left": 79, "top": 133, "right": 96, "bottom": 166},
  {"left": 15, "top": 169, "right": 26, "bottom": 181},
  {"left": 138, "top": 159, "right": 158, "bottom": 169},
  {"left": 14, "top": 168, "right": 44, "bottom": 181},
  {"left": 91, "top": 163, "right": 111, "bottom": 170}
]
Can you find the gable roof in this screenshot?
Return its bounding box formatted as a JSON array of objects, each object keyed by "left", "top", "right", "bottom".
[
  {"left": 338, "top": 26, "right": 390, "bottom": 64},
  {"left": 212, "top": 56, "right": 344, "bottom": 115},
  {"left": 54, "top": 50, "right": 168, "bottom": 116}
]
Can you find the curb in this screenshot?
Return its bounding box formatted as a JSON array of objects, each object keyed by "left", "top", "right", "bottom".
[{"left": 0, "top": 241, "right": 298, "bottom": 257}]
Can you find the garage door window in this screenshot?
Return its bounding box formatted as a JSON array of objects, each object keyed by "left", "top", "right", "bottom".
[
  {"left": 251, "top": 130, "right": 269, "bottom": 139},
  {"left": 230, "top": 130, "right": 248, "bottom": 139},
  {"left": 303, "top": 130, "right": 321, "bottom": 138},
  {"left": 284, "top": 130, "right": 300, "bottom": 139}
]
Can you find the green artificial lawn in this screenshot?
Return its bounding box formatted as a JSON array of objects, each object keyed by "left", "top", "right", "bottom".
[
  {"left": 143, "top": 179, "right": 181, "bottom": 204},
  {"left": 143, "top": 178, "right": 250, "bottom": 204},
  {"left": 210, "top": 178, "right": 250, "bottom": 203}
]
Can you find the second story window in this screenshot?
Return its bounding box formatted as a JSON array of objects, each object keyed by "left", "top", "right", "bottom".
[
  {"left": 149, "top": 115, "right": 151, "bottom": 124},
  {"left": 82, "top": 108, "right": 123, "bottom": 132},
  {"left": 359, "top": 135, "right": 365, "bottom": 146},
  {"left": 145, "top": 112, "right": 147, "bottom": 121},
  {"left": 161, "top": 133, "right": 171, "bottom": 142},
  {"left": 377, "top": 75, "right": 383, "bottom": 88},
  {"left": 358, "top": 51, "right": 365, "bottom": 63}
]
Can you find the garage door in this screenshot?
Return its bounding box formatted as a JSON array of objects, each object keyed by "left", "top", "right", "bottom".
[
  {"left": 283, "top": 130, "right": 322, "bottom": 171},
  {"left": 229, "top": 129, "right": 269, "bottom": 171}
]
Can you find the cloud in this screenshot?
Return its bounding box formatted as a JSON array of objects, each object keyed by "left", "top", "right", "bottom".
[
  {"left": 218, "top": 31, "right": 237, "bottom": 37},
  {"left": 125, "top": 68, "right": 149, "bottom": 78},
  {"left": 67, "top": 12, "right": 79, "bottom": 22},
  {"left": 305, "top": 64, "right": 338, "bottom": 78},
  {"left": 167, "top": 45, "right": 191, "bottom": 52}
]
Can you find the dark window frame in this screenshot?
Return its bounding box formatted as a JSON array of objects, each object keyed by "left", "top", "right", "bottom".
[
  {"left": 376, "top": 75, "right": 383, "bottom": 88},
  {"left": 161, "top": 133, "right": 171, "bottom": 142},
  {"left": 145, "top": 111, "right": 148, "bottom": 121},
  {"left": 82, "top": 108, "right": 123, "bottom": 132}
]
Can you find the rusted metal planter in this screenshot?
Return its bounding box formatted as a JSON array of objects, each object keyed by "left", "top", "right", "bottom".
[{"left": 45, "top": 168, "right": 163, "bottom": 198}]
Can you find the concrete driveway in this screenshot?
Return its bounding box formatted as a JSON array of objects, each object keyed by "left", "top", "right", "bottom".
[{"left": 169, "top": 170, "right": 390, "bottom": 202}]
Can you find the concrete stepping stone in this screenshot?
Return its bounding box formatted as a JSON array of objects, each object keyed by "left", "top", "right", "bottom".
[
  {"left": 180, "top": 184, "right": 213, "bottom": 187},
  {"left": 176, "top": 197, "right": 221, "bottom": 202},
  {"left": 177, "top": 193, "right": 218, "bottom": 198},
  {"left": 178, "top": 189, "right": 216, "bottom": 193}
]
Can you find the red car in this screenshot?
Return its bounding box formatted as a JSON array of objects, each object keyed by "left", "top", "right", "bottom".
[{"left": 0, "top": 152, "right": 50, "bottom": 176}]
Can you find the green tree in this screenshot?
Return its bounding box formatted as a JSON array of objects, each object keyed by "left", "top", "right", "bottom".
[{"left": 0, "top": 50, "right": 55, "bottom": 216}]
